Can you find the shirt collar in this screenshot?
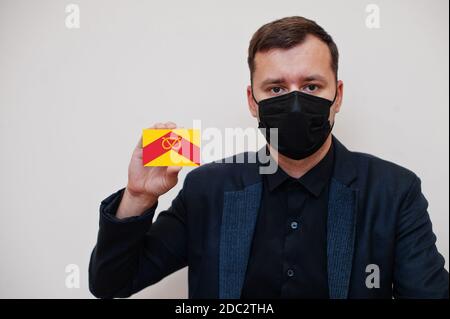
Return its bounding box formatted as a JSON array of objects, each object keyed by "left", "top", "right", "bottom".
[{"left": 266, "top": 141, "right": 335, "bottom": 197}]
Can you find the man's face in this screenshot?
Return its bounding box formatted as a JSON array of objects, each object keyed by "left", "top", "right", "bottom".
[{"left": 247, "top": 34, "right": 343, "bottom": 125}]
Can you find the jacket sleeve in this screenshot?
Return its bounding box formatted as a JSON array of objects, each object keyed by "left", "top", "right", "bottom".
[
  {"left": 88, "top": 182, "right": 188, "bottom": 299},
  {"left": 393, "top": 175, "right": 449, "bottom": 299}
]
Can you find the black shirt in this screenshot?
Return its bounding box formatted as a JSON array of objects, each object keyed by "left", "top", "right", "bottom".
[{"left": 241, "top": 141, "right": 335, "bottom": 298}]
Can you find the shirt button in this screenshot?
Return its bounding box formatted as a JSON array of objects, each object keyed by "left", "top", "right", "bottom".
[
  {"left": 290, "top": 221, "right": 299, "bottom": 230},
  {"left": 287, "top": 269, "right": 295, "bottom": 277}
]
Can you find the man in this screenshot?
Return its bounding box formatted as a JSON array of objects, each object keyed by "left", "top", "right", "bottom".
[{"left": 89, "top": 16, "right": 449, "bottom": 299}]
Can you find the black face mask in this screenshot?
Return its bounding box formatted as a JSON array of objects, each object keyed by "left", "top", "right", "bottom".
[{"left": 253, "top": 88, "right": 337, "bottom": 160}]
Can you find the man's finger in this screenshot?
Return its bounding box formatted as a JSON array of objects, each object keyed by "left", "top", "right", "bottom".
[{"left": 165, "top": 121, "right": 177, "bottom": 129}]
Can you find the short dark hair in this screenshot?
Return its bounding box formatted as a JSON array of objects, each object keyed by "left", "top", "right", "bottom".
[{"left": 247, "top": 16, "right": 339, "bottom": 82}]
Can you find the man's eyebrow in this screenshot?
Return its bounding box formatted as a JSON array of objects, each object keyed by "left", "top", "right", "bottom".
[
  {"left": 259, "top": 74, "right": 328, "bottom": 87},
  {"left": 260, "top": 78, "right": 285, "bottom": 87},
  {"left": 304, "top": 74, "right": 328, "bottom": 83}
]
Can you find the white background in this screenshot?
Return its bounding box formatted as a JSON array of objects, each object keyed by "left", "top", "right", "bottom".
[{"left": 0, "top": 0, "right": 448, "bottom": 298}]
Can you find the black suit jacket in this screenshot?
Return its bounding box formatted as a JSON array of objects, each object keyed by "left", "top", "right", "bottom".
[{"left": 89, "top": 135, "right": 449, "bottom": 298}]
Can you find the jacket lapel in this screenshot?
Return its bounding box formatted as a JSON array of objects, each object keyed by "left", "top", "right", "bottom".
[
  {"left": 327, "top": 136, "right": 358, "bottom": 299},
  {"left": 219, "top": 182, "right": 262, "bottom": 299},
  {"left": 327, "top": 178, "right": 358, "bottom": 298}
]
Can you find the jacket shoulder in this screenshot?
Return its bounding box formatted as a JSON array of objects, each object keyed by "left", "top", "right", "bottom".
[{"left": 351, "top": 150, "right": 420, "bottom": 190}]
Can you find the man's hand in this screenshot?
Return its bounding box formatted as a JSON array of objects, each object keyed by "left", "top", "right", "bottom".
[{"left": 116, "top": 122, "right": 182, "bottom": 219}]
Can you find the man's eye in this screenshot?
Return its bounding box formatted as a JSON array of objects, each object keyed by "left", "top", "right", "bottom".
[
  {"left": 304, "top": 84, "right": 319, "bottom": 93},
  {"left": 270, "top": 87, "right": 284, "bottom": 94}
]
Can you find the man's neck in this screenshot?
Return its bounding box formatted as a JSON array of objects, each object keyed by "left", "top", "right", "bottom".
[{"left": 269, "top": 135, "right": 333, "bottom": 179}]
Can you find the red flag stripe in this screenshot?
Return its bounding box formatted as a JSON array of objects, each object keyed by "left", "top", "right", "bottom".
[{"left": 143, "top": 131, "right": 200, "bottom": 165}]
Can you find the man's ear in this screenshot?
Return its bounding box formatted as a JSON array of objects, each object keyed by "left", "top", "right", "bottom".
[
  {"left": 247, "top": 85, "right": 258, "bottom": 118},
  {"left": 333, "top": 80, "right": 344, "bottom": 114}
]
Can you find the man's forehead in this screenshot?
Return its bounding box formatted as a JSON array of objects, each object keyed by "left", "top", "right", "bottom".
[{"left": 253, "top": 36, "right": 333, "bottom": 81}]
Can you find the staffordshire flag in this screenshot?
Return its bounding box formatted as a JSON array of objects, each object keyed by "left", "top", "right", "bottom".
[{"left": 142, "top": 129, "right": 200, "bottom": 166}]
